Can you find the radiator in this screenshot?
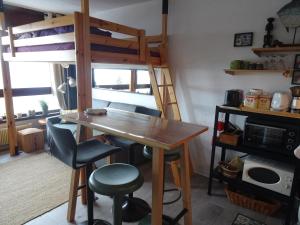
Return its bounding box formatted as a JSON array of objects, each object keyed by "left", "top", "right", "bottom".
[{"left": 0, "top": 123, "right": 32, "bottom": 145}]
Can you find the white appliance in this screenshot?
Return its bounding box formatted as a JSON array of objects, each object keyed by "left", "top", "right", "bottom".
[{"left": 242, "top": 156, "right": 294, "bottom": 196}]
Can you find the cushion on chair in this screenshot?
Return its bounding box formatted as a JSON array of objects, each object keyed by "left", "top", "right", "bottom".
[
  {"left": 143, "top": 146, "right": 181, "bottom": 162},
  {"left": 105, "top": 135, "right": 138, "bottom": 150},
  {"left": 89, "top": 163, "right": 143, "bottom": 196},
  {"left": 76, "top": 139, "right": 121, "bottom": 166}
]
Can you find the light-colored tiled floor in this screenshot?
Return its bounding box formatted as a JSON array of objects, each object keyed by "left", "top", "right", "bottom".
[{"left": 1, "top": 150, "right": 286, "bottom": 225}]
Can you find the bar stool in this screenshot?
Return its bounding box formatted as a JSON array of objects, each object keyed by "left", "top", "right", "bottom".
[
  {"left": 46, "top": 118, "right": 121, "bottom": 223},
  {"left": 89, "top": 163, "right": 144, "bottom": 225},
  {"left": 104, "top": 106, "right": 161, "bottom": 222},
  {"left": 143, "top": 146, "right": 182, "bottom": 205}
]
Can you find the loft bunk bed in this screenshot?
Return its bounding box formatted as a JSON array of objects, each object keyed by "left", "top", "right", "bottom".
[
  {"left": 0, "top": 3, "right": 168, "bottom": 156},
  {"left": 1, "top": 13, "right": 163, "bottom": 65}
]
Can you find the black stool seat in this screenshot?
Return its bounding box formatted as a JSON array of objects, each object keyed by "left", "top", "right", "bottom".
[
  {"left": 104, "top": 135, "right": 151, "bottom": 223},
  {"left": 143, "top": 146, "right": 181, "bottom": 162},
  {"left": 89, "top": 163, "right": 144, "bottom": 196},
  {"left": 89, "top": 163, "right": 144, "bottom": 225}
]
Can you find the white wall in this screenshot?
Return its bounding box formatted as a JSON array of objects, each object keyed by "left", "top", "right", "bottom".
[{"left": 96, "top": 0, "right": 294, "bottom": 176}]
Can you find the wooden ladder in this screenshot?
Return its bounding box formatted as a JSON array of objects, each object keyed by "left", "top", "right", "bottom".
[
  {"left": 148, "top": 64, "right": 186, "bottom": 187},
  {"left": 148, "top": 65, "right": 181, "bottom": 120}
]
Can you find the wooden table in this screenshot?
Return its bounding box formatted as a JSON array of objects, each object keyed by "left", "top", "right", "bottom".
[{"left": 62, "top": 109, "right": 208, "bottom": 225}]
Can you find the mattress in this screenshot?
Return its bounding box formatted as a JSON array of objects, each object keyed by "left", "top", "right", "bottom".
[{"left": 7, "top": 25, "right": 160, "bottom": 58}]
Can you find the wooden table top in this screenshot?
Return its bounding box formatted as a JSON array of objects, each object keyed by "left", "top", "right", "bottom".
[{"left": 62, "top": 109, "right": 208, "bottom": 150}]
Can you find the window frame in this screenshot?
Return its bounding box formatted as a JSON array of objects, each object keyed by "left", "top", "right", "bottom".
[{"left": 92, "top": 69, "right": 152, "bottom": 95}]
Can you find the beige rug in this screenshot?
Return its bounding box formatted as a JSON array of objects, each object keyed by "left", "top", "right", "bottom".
[{"left": 0, "top": 152, "right": 72, "bottom": 225}]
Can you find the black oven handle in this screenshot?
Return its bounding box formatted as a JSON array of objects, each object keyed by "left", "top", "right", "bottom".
[{"left": 245, "top": 122, "right": 287, "bottom": 133}]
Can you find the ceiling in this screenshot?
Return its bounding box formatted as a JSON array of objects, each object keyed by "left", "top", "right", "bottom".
[{"left": 3, "top": 0, "right": 153, "bottom": 14}]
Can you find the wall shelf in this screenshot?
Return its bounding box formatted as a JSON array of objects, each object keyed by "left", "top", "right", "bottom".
[
  {"left": 224, "top": 69, "right": 291, "bottom": 77},
  {"left": 252, "top": 47, "right": 300, "bottom": 57}
]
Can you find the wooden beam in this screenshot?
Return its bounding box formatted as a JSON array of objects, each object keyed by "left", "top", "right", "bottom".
[
  {"left": 90, "top": 17, "right": 141, "bottom": 37},
  {"left": 146, "top": 35, "right": 163, "bottom": 44},
  {"left": 3, "top": 50, "right": 75, "bottom": 62},
  {"left": 11, "top": 14, "right": 74, "bottom": 34},
  {"left": 0, "top": 12, "right": 17, "bottom": 156},
  {"left": 2, "top": 32, "right": 75, "bottom": 47},
  {"left": 90, "top": 34, "right": 139, "bottom": 50}
]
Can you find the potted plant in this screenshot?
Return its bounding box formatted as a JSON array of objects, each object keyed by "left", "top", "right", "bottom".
[{"left": 39, "top": 100, "right": 48, "bottom": 116}]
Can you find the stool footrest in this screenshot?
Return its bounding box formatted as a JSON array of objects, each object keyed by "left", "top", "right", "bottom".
[{"left": 163, "top": 188, "right": 182, "bottom": 205}]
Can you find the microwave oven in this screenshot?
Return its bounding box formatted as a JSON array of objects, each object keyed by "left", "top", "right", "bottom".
[
  {"left": 242, "top": 156, "right": 294, "bottom": 196},
  {"left": 244, "top": 117, "right": 300, "bottom": 155}
]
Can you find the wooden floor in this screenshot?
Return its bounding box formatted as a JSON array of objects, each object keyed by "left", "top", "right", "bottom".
[{"left": 0, "top": 150, "right": 284, "bottom": 225}]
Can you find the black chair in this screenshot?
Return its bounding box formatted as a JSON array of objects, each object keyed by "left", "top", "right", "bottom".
[
  {"left": 105, "top": 105, "right": 161, "bottom": 222},
  {"left": 89, "top": 163, "right": 144, "bottom": 225},
  {"left": 47, "top": 119, "right": 121, "bottom": 223}
]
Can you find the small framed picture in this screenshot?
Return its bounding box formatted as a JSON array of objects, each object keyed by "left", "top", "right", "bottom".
[
  {"left": 234, "top": 32, "right": 253, "bottom": 47},
  {"left": 293, "top": 54, "right": 300, "bottom": 69},
  {"left": 292, "top": 70, "right": 300, "bottom": 85}
]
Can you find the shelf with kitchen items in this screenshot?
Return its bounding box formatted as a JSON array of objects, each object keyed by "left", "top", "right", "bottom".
[
  {"left": 208, "top": 105, "right": 300, "bottom": 225},
  {"left": 252, "top": 47, "right": 300, "bottom": 57},
  {"left": 226, "top": 56, "right": 293, "bottom": 77}
]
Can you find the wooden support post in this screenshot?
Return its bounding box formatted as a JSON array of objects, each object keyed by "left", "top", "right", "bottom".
[
  {"left": 162, "top": 0, "right": 168, "bottom": 44},
  {"left": 162, "top": 14, "right": 168, "bottom": 44},
  {"left": 139, "top": 30, "right": 146, "bottom": 63},
  {"left": 8, "top": 27, "right": 15, "bottom": 57},
  {"left": 130, "top": 69, "right": 137, "bottom": 92},
  {"left": 0, "top": 11, "right": 17, "bottom": 156}
]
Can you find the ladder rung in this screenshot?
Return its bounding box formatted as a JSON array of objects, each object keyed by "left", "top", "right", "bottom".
[
  {"left": 167, "top": 102, "right": 177, "bottom": 105},
  {"left": 157, "top": 84, "right": 173, "bottom": 87}
]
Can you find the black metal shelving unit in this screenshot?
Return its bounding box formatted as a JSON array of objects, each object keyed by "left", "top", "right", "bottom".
[{"left": 208, "top": 106, "right": 300, "bottom": 225}]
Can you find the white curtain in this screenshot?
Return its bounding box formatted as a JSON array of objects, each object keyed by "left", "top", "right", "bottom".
[{"left": 49, "top": 64, "right": 67, "bottom": 110}]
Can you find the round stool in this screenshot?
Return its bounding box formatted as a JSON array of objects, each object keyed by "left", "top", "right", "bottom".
[
  {"left": 89, "top": 163, "right": 144, "bottom": 225},
  {"left": 143, "top": 146, "right": 182, "bottom": 205}
]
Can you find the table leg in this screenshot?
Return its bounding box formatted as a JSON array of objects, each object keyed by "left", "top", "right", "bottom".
[
  {"left": 180, "top": 142, "right": 192, "bottom": 225},
  {"left": 151, "top": 148, "right": 164, "bottom": 225}
]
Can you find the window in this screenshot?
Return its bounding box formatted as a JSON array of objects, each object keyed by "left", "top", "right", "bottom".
[
  {"left": 93, "top": 69, "right": 152, "bottom": 95},
  {"left": 136, "top": 70, "right": 151, "bottom": 94},
  {"left": 93, "top": 69, "right": 131, "bottom": 91},
  {"left": 0, "top": 62, "right": 59, "bottom": 117}
]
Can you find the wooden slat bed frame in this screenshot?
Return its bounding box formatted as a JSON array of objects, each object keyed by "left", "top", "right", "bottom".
[{"left": 1, "top": 12, "right": 163, "bottom": 66}]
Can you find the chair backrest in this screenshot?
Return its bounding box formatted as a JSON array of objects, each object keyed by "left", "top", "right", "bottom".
[
  {"left": 47, "top": 119, "right": 77, "bottom": 168},
  {"left": 108, "top": 102, "right": 137, "bottom": 112},
  {"left": 135, "top": 106, "right": 161, "bottom": 117},
  {"left": 92, "top": 99, "right": 111, "bottom": 108}
]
